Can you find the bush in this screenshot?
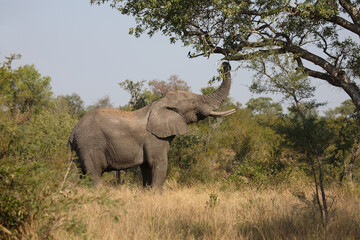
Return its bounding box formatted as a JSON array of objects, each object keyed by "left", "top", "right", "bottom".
[
  {"left": 0, "top": 98, "right": 78, "bottom": 238},
  {"left": 0, "top": 157, "right": 121, "bottom": 239},
  {"left": 168, "top": 133, "right": 210, "bottom": 184},
  {"left": 8, "top": 100, "right": 77, "bottom": 161},
  {"left": 0, "top": 159, "right": 62, "bottom": 238}
]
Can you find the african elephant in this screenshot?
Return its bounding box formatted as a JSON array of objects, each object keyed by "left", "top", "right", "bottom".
[{"left": 68, "top": 62, "right": 234, "bottom": 188}]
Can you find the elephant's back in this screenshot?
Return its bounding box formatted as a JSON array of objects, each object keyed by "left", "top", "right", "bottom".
[
  {"left": 69, "top": 110, "right": 106, "bottom": 150},
  {"left": 73, "top": 108, "right": 130, "bottom": 128},
  {"left": 93, "top": 108, "right": 139, "bottom": 118},
  {"left": 69, "top": 108, "right": 145, "bottom": 150}
]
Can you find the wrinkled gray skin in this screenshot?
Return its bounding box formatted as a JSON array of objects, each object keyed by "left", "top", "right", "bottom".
[{"left": 69, "top": 62, "right": 234, "bottom": 188}]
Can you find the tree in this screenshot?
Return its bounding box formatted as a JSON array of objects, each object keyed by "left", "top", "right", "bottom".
[
  {"left": 148, "top": 75, "right": 190, "bottom": 96},
  {"left": 325, "top": 99, "right": 360, "bottom": 183},
  {"left": 279, "top": 103, "right": 334, "bottom": 227},
  {"left": 91, "top": 0, "right": 360, "bottom": 111},
  {"left": 238, "top": 48, "right": 333, "bottom": 226},
  {"left": 86, "top": 95, "right": 113, "bottom": 111},
  {"left": 119, "top": 76, "right": 190, "bottom": 110},
  {"left": 0, "top": 54, "right": 52, "bottom": 116},
  {"left": 246, "top": 97, "right": 283, "bottom": 115},
  {"left": 57, "top": 93, "right": 85, "bottom": 118},
  {"left": 325, "top": 99, "right": 356, "bottom": 118},
  {"left": 118, "top": 79, "right": 158, "bottom": 110},
  {"left": 0, "top": 55, "right": 53, "bottom": 159},
  {"left": 94, "top": 95, "right": 113, "bottom": 108}
]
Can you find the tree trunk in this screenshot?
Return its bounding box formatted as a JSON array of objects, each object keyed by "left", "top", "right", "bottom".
[{"left": 115, "top": 170, "right": 124, "bottom": 185}]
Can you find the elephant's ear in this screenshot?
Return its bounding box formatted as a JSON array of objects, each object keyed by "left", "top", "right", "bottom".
[{"left": 146, "top": 107, "right": 189, "bottom": 138}]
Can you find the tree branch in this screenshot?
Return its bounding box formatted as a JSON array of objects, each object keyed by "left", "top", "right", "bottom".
[
  {"left": 222, "top": 48, "right": 287, "bottom": 61},
  {"left": 303, "top": 68, "right": 341, "bottom": 87},
  {"left": 328, "top": 15, "right": 360, "bottom": 37},
  {"left": 284, "top": 44, "right": 343, "bottom": 80},
  {"left": 289, "top": 3, "right": 360, "bottom": 37},
  {"left": 289, "top": 44, "right": 360, "bottom": 108},
  {"left": 339, "top": 0, "right": 360, "bottom": 25}
]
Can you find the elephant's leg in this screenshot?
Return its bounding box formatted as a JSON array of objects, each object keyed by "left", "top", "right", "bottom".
[
  {"left": 144, "top": 137, "right": 171, "bottom": 190},
  {"left": 80, "top": 149, "right": 105, "bottom": 186},
  {"left": 140, "top": 162, "right": 152, "bottom": 187},
  {"left": 151, "top": 154, "right": 168, "bottom": 189},
  {"left": 90, "top": 171, "right": 102, "bottom": 186}
]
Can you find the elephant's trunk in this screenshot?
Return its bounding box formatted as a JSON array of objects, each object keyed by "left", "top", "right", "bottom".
[{"left": 203, "top": 62, "right": 232, "bottom": 110}]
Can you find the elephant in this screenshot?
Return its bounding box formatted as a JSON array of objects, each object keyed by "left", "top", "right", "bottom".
[{"left": 68, "top": 62, "right": 234, "bottom": 188}]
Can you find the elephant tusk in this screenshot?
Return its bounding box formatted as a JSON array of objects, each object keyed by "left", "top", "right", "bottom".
[{"left": 209, "top": 109, "right": 236, "bottom": 117}]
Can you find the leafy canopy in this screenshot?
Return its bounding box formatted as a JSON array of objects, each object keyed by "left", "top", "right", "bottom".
[
  {"left": 0, "top": 54, "right": 52, "bottom": 115},
  {"left": 91, "top": 0, "right": 360, "bottom": 109},
  {"left": 119, "top": 75, "right": 190, "bottom": 110}
]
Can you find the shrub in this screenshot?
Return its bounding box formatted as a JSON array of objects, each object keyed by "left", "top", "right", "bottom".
[
  {"left": 0, "top": 159, "right": 62, "bottom": 238},
  {"left": 10, "top": 100, "right": 77, "bottom": 161}
]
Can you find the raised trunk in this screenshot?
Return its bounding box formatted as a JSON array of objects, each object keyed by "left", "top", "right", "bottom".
[{"left": 203, "top": 62, "right": 232, "bottom": 109}]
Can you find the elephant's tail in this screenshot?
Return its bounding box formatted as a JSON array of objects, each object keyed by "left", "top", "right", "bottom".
[
  {"left": 67, "top": 140, "right": 73, "bottom": 163},
  {"left": 68, "top": 131, "right": 74, "bottom": 149},
  {"left": 58, "top": 135, "right": 75, "bottom": 195},
  {"left": 67, "top": 130, "right": 78, "bottom": 160}
]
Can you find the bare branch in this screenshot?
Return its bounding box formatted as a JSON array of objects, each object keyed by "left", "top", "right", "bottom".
[
  {"left": 339, "top": 0, "right": 360, "bottom": 25},
  {"left": 303, "top": 68, "right": 340, "bottom": 86},
  {"left": 314, "top": 32, "right": 338, "bottom": 61},
  {"left": 188, "top": 52, "right": 206, "bottom": 58},
  {"left": 328, "top": 15, "right": 360, "bottom": 37},
  {"left": 222, "top": 48, "right": 287, "bottom": 60},
  {"left": 284, "top": 44, "right": 343, "bottom": 80}
]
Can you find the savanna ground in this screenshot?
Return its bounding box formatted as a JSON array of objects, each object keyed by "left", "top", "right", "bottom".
[{"left": 20, "top": 176, "right": 360, "bottom": 240}]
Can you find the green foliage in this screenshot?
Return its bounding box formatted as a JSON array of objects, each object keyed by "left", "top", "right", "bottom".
[
  {"left": 57, "top": 93, "right": 86, "bottom": 118},
  {"left": 86, "top": 95, "right": 114, "bottom": 112},
  {"left": 119, "top": 79, "right": 159, "bottom": 110},
  {"left": 0, "top": 56, "right": 52, "bottom": 116},
  {"left": 0, "top": 111, "right": 19, "bottom": 159},
  {"left": 246, "top": 97, "right": 283, "bottom": 115},
  {"left": 0, "top": 159, "right": 60, "bottom": 237},
  {"left": 168, "top": 132, "right": 213, "bottom": 184},
  {"left": 227, "top": 161, "right": 271, "bottom": 187},
  {"left": 0, "top": 55, "right": 54, "bottom": 159},
  {"left": 91, "top": 0, "right": 360, "bottom": 113},
  {"left": 4, "top": 99, "right": 77, "bottom": 161},
  {"left": 0, "top": 158, "right": 123, "bottom": 239},
  {"left": 205, "top": 193, "right": 219, "bottom": 209},
  {"left": 325, "top": 99, "right": 357, "bottom": 118},
  {"left": 12, "top": 65, "right": 52, "bottom": 112},
  {"left": 277, "top": 110, "right": 333, "bottom": 160},
  {"left": 249, "top": 54, "right": 315, "bottom": 103},
  {"left": 0, "top": 55, "right": 87, "bottom": 238},
  {"left": 200, "top": 86, "right": 217, "bottom": 95},
  {"left": 119, "top": 75, "right": 191, "bottom": 111},
  {"left": 90, "top": 0, "right": 359, "bottom": 76},
  {"left": 2, "top": 49, "right": 360, "bottom": 237},
  {"left": 148, "top": 74, "right": 190, "bottom": 96},
  {"left": 220, "top": 108, "right": 289, "bottom": 187}
]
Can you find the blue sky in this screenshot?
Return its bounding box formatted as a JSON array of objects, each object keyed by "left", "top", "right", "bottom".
[{"left": 0, "top": 0, "right": 348, "bottom": 109}]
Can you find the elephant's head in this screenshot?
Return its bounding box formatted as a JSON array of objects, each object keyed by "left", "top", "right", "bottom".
[{"left": 146, "top": 62, "right": 235, "bottom": 138}]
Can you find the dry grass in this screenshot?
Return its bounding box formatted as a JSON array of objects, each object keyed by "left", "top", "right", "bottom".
[{"left": 29, "top": 181, "right": 360, "bottom": 240}]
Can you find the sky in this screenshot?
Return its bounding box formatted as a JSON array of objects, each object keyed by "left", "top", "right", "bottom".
[{"left": 0, "top": 0, "right": 349, "bottom": 110}]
